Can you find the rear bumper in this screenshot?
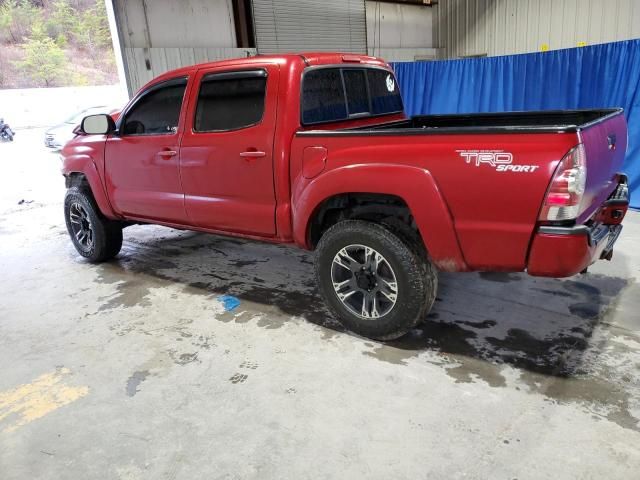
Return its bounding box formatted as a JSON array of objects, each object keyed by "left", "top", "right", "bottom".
[{"left": 527, "top": 177, "right": 628, "bottom": 277}]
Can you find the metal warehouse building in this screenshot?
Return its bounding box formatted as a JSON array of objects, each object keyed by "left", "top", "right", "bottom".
[
  {"left": 106, "top": 0, "right": 640, "bottom": 95},
  {"left": 3, "top": 0, "right": 640, "bottom": 478}
]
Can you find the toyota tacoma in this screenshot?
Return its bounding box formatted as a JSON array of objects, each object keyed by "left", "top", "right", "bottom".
[{"left": 61, "top": 53, "right": 630, "bottom": 340}]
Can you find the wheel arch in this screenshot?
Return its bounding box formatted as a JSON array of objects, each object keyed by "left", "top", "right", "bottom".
[
  {"left": 307, "top": 192, "right": 417, "bottom": 248},
  {"left": 63, "top": 159, "right": 118, "bottom": 220},
  {"left": 293, "top": 163, "right": 469, "bottom": 272}
]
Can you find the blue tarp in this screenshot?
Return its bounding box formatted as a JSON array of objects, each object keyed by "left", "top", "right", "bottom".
[{"left": 393, "top": 40, "right": 640, "bottom": 209}]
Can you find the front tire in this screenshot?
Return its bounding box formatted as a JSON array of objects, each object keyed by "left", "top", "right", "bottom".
[
  {"left": 315, "top": 220, "right": 437, "bottom": 340},
  {"left": 64, "top": 186, "right": 122, "bottom": 262}
]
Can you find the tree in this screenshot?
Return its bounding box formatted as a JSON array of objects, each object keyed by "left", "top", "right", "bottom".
[
  {"left": 72, "top": 0, "right": 111, "bottom": 51},
  {"left": 14, "top": 20, "right": 67, "bottom": 86},
  {"left": 0, "top": 4, "right": 11, "bottom": 43},
  {"left": 0, "top": 0, "right": 41, "bottom": 43},
  {"left": 46, "top": 0, "right": 75, "bottom": 41}
]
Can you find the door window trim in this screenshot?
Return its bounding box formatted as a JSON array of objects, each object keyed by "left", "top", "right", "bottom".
[
  {"left": 116, "top": 76, "right": 189, "bottom": 136},
  {"left": 192, "top": 69, "right": 268, "bottom": 134}
]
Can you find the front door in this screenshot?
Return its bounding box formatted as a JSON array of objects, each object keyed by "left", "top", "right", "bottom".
[
  {"left": 180, "top": 65, "right": 279, "bottom": 236},
  {"left": 105, "top": 77, "right": 189, "bottom": 223}
]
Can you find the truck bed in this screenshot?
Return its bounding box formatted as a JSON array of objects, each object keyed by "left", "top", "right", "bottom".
[
  {"left": 299, "top": 108, "right": 623, "bottom": 136},
  {"left": 292, "top": 106, "right": 627, "bottom": 272}
]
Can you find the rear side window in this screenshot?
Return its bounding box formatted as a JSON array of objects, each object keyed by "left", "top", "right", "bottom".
[
  {"left": 123, "top": 80, "right": 187, "bottom": 135},
  {"left": 301, "top": 67, "right": 403, "bottom": 125},
  {"left": 194, "top": 71, "right": 267, "bottom": 132}
]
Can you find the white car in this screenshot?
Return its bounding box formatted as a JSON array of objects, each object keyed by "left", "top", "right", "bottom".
[{"left": 45, "top": 106, "right": 117, "bottom": 149}]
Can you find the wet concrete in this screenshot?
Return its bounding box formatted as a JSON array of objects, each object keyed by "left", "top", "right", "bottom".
[
  {"left": 125, "top": 371, "right": 149, "bottom": 397},
  {"left": 101, "top": 232, "right": 639, "bottom": 433},
  {"left": 1, "top": 129, "right": 640, "bottom": 479}
]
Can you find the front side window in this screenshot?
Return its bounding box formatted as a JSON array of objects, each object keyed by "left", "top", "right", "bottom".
[
  {"left": 123, "top": 80, "right": 187, "bottom": 136},
  {"left": 301, "top": 67, "right": 403, "bottom": 125},
  {"left": 194, "top": 71, "right": 267, "bottom": 132}
]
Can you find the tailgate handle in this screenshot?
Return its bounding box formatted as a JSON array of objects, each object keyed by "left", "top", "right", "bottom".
[{"left": 608, "top": 134, "right": 617, "bottom": 151}]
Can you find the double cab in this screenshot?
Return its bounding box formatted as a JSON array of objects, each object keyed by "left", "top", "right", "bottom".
[{"left": 61, "top": 52, "right": 629, "bottom": 340}]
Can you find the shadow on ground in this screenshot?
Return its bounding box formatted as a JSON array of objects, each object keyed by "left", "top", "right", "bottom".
[{"left": 92, "top": 228, "right": 631, "bottom": 377}]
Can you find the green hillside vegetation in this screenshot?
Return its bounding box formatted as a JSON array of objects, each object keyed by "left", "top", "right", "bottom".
[{"left": 0, "top": 0, "right": 118, "bottom": 88}]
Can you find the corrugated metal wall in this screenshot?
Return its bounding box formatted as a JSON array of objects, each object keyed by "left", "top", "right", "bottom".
[
  {"left": 252, "top": 0, "right": 367, "bottom": 53},
  {"left": 123, "top": 47, "right": 256, "bottom": 95},
  {"left": 116, "top": 0, "right": 237, "bottom": 48},
  {"left": 111, "top": 0, "right": 254, "bottom": 95},
  {"left": 436, "top": 0, "right": 640, "bottom": 59},
  {"left": 366, "top": 0, "right": 439, "bottom": 61}
]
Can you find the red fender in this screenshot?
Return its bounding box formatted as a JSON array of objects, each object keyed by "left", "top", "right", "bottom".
[
  {"left": 292, "top": 163, "right": 469, "bottom": 272},
  {"left": 61, "top": 141, "right": 118, "bottom": 220}
]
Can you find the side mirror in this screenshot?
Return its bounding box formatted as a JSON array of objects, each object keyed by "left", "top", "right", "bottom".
[{"left": 80, "top": 114, "right": 115, "bottom": 135}]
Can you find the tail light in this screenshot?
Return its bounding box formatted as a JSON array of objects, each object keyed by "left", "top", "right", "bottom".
[{"left": 539, "top": 145, "right": 587, "bottom": 221}]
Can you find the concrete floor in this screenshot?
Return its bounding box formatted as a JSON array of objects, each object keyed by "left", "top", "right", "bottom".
[{"left": 1, "top": 128, "right": 639, "bottom": 479}]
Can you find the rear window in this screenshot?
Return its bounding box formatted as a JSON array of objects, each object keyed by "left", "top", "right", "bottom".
[
  {"left": 301, "top": 67, "right": 403, "bottom": 125},
  {"left": 367, "top": 69, "right": 403, "bottom": 115},
  {"left": 301, "top": 69, "right": 347, "bottom": 125},
  {"left": 343, "top": 69, "right": 369, "bottom": 115}
]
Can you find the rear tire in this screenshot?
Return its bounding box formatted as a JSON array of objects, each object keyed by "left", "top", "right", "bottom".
[
  {"left": 64, "top": 186, "right": 122, "bottom": 263},
  {"left": 315, "top": 220, "right": 437, "bottom": 340}
]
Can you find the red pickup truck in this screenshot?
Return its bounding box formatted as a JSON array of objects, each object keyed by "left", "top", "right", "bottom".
[{"left": 61, "top": 52, "right": 630, "bottom": 340}]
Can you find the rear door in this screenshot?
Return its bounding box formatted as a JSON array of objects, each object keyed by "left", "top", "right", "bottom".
[
  {"left": 105, "top": 77, "right": 189, "bottom": 223},
  {"left": 180, "top": 64, "right": 279, "bottom": 236}
]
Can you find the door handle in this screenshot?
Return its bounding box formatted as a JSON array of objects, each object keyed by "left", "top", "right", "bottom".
[
  {"left": 158, "top": 150, "right": 177, "bottom": 157},
  {"left": 240, "top": 151, "right": 266, "bottom": 159}
]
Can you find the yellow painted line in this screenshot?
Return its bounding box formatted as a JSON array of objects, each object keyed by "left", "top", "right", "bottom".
[{"left": 0, "top": 368, "right": 89, "bottom": 433}]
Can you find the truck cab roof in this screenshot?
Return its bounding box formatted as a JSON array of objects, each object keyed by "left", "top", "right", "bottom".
[{"left": 140, "top": 53, "right": 390, "bottom": 94}]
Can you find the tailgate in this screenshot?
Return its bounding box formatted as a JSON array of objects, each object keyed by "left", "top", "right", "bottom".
[{"left": 578, "top": 110, "right": 627, "bottom": 223}]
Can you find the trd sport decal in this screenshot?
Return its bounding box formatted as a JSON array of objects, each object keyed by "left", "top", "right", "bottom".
[{"left": 457, "top": 150, "right": 540, "bottom": 173}]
